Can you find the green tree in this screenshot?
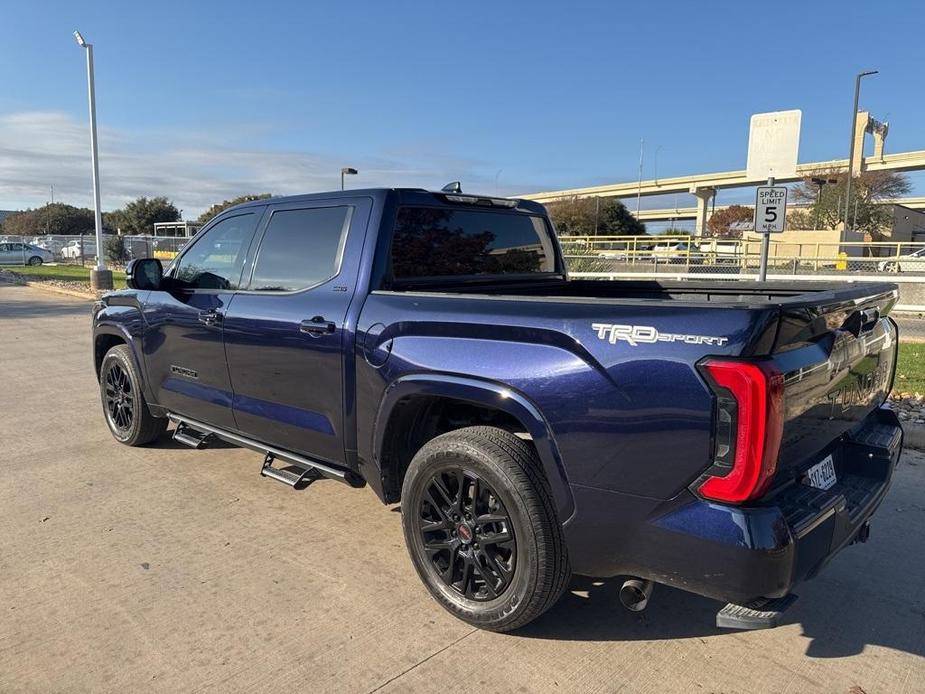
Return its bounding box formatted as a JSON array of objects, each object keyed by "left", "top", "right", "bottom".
[
  {"left": 105, "top": 196, "right": 180, "bottom": 235},
  {"left": 197, "top": 193, "right": 272, "bottom": 224},
  {"left": 707, "top": 204, "right": 753, "bottom": 238},
  {"left": 793, "top": 170, "right": 911, "bottom": 238},
  {"left": 545, "top": 196, "right": 645, "bottom": 236},
  {"left": 0, "top": 203, "right": 95, "bottom": 236}
]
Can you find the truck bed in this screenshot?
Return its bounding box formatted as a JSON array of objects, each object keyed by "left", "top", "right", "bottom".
[{"left": 387, "top": 276, "right": 900, "bottom": 310}]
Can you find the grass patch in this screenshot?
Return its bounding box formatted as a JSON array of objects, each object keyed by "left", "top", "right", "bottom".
[
  {"left": 1, "top": 264, "right": 127, "bottom": 289},
  {"left": 895, "top": 343, "right": 925, "bottom": 395}
]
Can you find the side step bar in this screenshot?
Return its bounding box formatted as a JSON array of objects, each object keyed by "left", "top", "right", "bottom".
[
  {"left": 173, "top": 422, "right": 213, "bottom": 449},
  {"left": 167, "top": 414, "right": 364, "bottom": 488},
  {"left": 261, "top": 453, "right": 320, "bottom": 488},
  {"left": 716, "top": 594, "right": 798, "bottom": 630}
]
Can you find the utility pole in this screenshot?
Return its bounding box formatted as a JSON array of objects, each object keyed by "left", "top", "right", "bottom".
[{"left": 843, "top": 70, "right": 878, "bottom": 238}]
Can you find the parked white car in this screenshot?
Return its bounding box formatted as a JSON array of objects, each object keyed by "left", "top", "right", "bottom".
[
  {"left": 60, "top": 239, "right": 97, "bottom": 259},
  {"left": 877, "top": 248, "right": 925, "bottom": 273},
  {"left": 0, "top": 242, "right": 54, "bottom": 265}
]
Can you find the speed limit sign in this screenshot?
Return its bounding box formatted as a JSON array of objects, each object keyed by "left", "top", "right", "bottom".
[{"left": 755, "top": 186, "right": 787, "bottom": 233}]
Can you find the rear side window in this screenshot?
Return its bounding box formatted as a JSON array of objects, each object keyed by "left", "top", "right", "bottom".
[
  {"left": 390, "top": 207, "right": 556, "bottom": 280},
  {"left": 249, "top": 206, "right": 351, "bottom": 291}
]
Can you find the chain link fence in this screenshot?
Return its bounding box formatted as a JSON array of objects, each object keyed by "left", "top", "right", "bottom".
[{"left": 0, "top": 234, "right": 190, "bottom": 266}]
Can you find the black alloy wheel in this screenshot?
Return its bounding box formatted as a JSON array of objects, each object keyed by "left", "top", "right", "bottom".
[
  {"left": 103, "top": 361, "right": 135, "bottom": 435},
  {"left": 416, "top": 467, "right": 517, "bottom": 601}
]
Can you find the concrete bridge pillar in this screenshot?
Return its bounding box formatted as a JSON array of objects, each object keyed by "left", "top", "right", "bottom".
[{"left": 690, "top": 186, "right": 716, "bottom": 236}]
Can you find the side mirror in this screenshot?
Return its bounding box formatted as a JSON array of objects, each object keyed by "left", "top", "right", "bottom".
[{"left": 126, "top": 258, "right": 163, "bottom": 290}]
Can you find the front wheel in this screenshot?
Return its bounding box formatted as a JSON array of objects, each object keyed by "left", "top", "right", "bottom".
[
  {"left": 28, "top": 256, "right": 43, "bottom": 266},
  {"left": 401, "top": 426, "right": 570, "bottom": 632},
  {"left": 99, "top": 345, "right": 167, "bottom": 446}
]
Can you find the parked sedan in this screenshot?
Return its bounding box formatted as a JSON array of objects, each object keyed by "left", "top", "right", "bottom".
[
  {"left": 60, "top": 239, "right": 97, "bottom": 259},
  {"left": 0, "top": 242, "right": 54, "bottom": 265},
  {"left": 877, "top": 248, "right": 925, "bottom": 273}
]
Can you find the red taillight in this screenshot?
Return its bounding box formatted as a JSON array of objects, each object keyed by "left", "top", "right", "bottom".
[{"left": 698, "top": 359, "right": 784, "bottom": 504}]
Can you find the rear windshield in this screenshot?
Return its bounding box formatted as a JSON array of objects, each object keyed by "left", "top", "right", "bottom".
[{"left": 390, "top": 206, "right": 557, "bottom": 281}]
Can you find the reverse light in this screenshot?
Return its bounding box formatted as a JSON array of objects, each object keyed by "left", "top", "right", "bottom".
[{"left": 698, "top": 359, "right": 784, "bottom": 504}]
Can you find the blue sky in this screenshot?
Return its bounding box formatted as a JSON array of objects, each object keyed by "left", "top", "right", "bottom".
[{"left": 2, "top": 0, "right": 923, "bottom": 218}]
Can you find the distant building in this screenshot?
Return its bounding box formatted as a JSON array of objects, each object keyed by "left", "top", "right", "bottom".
[{"left": 152, "top": 221, "right": 201, "bottom": 238}]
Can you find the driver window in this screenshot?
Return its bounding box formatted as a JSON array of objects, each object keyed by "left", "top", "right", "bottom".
[{"left": 173, "top": 212, "right": 260, "bottom": 290}]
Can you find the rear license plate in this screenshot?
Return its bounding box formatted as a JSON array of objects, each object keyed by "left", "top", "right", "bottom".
[{"left": 805, "top": 454, "right": 837, "bottom": 490}]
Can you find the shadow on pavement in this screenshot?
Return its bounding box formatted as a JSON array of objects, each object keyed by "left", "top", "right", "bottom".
[{"left": 518, "top": 575, "right": 925, "bottom": 660}]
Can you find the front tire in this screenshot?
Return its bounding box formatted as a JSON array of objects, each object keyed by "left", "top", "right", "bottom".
[
  {"left": 99, "top": 345, "right": 167, "bottom": 446},
  {"left": 401, "top": 426, "right": 570, "bottom": 632},
  {"left": 28, "top": 256, "right": 43, "bottom": 266}
]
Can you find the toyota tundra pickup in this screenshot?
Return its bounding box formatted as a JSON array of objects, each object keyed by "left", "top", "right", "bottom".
[{"left": 92, "top": 187, "right": 902, "bottom": 632}]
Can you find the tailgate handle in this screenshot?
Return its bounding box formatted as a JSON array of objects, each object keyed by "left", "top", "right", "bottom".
[{"left": 842, "top": 308, "right": 880, "bottom": 337}]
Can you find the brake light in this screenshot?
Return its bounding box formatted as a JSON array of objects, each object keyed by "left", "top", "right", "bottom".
[
  {"left": 442, "top": 194, "right": 519, "bottom": 208},
  {"left": 698, "top": 359, "right": 784, "bottom": 503}
]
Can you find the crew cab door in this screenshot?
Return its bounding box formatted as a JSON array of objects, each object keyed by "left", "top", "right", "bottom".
[
  {"left": 141, "top": 209, "right": 264, "bottom": 429},
  {"left": 222, "top": 197, "right": 371, "bottom": 465}
]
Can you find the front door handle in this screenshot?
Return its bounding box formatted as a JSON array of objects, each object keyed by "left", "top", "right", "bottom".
[
  {"left": 198, "top": 309, "right": 223, "bottom": 326},
  {"left": 300, "top": 316, "right": 336, "bottom": 336}
]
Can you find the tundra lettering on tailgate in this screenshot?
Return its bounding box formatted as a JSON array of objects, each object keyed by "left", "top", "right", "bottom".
[{"left": 592, "top": 323, "right": 729, "bottom": 347}]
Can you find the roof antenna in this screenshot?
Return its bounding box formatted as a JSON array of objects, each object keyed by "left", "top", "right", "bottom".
[{"left": 441, "top": 181, "right": 462, "bottom": 193}]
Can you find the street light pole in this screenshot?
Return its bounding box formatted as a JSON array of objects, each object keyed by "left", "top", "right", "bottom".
[
  {"left": 340, "top": 167, "right": 358, "bottom": 190},
  {"left": 843, "top": 70, "right": 878, "bottom": 237},
  {"left": 74, "top": 30, "right": 111, "bottom": 290},
  {"left": 635, "top": 138, "right": 644, "bottom": 216}
]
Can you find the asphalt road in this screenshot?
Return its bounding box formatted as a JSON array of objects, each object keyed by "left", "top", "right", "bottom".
[{"left": 1, "top": 282, "right": 924, "bottom": 694}]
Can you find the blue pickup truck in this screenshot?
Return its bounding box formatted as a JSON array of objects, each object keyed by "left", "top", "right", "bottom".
[{"left": 92, "top": 187, "right": 902, "bottom": 632}]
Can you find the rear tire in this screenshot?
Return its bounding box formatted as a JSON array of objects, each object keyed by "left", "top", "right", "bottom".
[
  {"left": 401, "top": 426, "right": 570, "bottom": 632},
  {"left": 99, "top": 345, "right": 167, "bottom": 446},
  {"left": 28, "top": 256, "right": 42, "bottom": 266}
]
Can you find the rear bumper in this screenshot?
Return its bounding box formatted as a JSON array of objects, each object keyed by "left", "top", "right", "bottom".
[{"left": 563, "top": 407, "right": 902, "bottom": 604}]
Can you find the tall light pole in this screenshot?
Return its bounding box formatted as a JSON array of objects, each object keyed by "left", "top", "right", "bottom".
[
  {"left": 843, "top": 70, "right": 878, "bottom": 237},
  {"left": 74, "top": 30, "right": 111, "bottom": 289},
  {"left": 341, "top": 167, "right": 358, "bottom": 190},
  {"left": 635, "top": 138, "right": 644, "bottom": 216}
]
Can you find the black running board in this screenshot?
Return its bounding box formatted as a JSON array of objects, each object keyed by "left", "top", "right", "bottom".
[
  {"left": 167, "top": 414, "right": 364, "bottom": 488},
  {"left": 716, "top": 594, "right": 798, "bottom": 630}
]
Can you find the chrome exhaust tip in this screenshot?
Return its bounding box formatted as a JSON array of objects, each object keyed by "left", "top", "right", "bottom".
[{"left": 619, "top": 578, "right": 654, "bottom": 612}]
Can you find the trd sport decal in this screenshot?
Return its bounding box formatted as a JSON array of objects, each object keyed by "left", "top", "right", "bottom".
[{"left": 592, "top": 323, "right": 729, "bottom": 347}]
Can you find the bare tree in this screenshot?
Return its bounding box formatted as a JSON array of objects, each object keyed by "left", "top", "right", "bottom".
[{"left": 793, "top": 170, "right": 910, "bottom": 238}]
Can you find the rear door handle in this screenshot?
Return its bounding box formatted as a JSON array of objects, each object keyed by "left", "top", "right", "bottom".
[
  {"left": 198, "top": 309, "right": 223, "bottom": 326},
  {"left": 300, "top": 316, "right": 336, "bottom": 336}
]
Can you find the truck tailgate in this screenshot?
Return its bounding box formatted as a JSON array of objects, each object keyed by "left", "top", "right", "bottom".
[{"left": 769, "top": 286, "right": 899, "bottom": 481}]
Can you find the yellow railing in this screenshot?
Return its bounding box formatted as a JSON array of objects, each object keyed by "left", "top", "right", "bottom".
[{"left": 559, "top": 235, "right": 925, "bottom": 264}]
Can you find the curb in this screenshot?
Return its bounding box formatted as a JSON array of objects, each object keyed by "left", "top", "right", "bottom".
[{"left": 0, "top": 275, "right": 96, "bottom": 301}]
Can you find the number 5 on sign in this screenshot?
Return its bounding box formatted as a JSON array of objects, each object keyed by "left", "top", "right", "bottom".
[{"left": 755, "top": 186, "right": 787, "bottom": 233}]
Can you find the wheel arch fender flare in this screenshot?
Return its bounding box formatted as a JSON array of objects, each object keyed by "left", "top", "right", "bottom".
[
  {"left": 374, "top": 373, "right": 574, "bottom": 522},
  {"left": 93, "top": 323, "right": 156, "bottom": 405}
]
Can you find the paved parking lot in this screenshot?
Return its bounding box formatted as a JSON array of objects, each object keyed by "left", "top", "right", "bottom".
[{"left": 1, "top": 282, "right": 924, "bottom": 693}]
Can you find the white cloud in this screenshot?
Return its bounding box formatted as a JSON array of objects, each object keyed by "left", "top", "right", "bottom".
[{"left": 0, "top": 111, "right": 524, "bottom": 217}]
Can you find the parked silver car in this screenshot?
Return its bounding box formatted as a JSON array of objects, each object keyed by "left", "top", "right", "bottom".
[
  {"left": 877, "top": 247, "right": 925, "bottom": 273},
  {"left": 0, "top": 242, "right": 54, "bottom": 266}
]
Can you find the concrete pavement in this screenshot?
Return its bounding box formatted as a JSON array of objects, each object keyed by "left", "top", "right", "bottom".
[{"left": 1, "top": 282, "right": 923, "bottom": 693}]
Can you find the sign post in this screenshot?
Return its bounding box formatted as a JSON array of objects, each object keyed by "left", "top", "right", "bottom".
[
  {"left": 755, "top": 179, "right": 787, "bottom": 281},
  {"left": 746, "top": 110, "right": 800, "bottom": 283}
]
